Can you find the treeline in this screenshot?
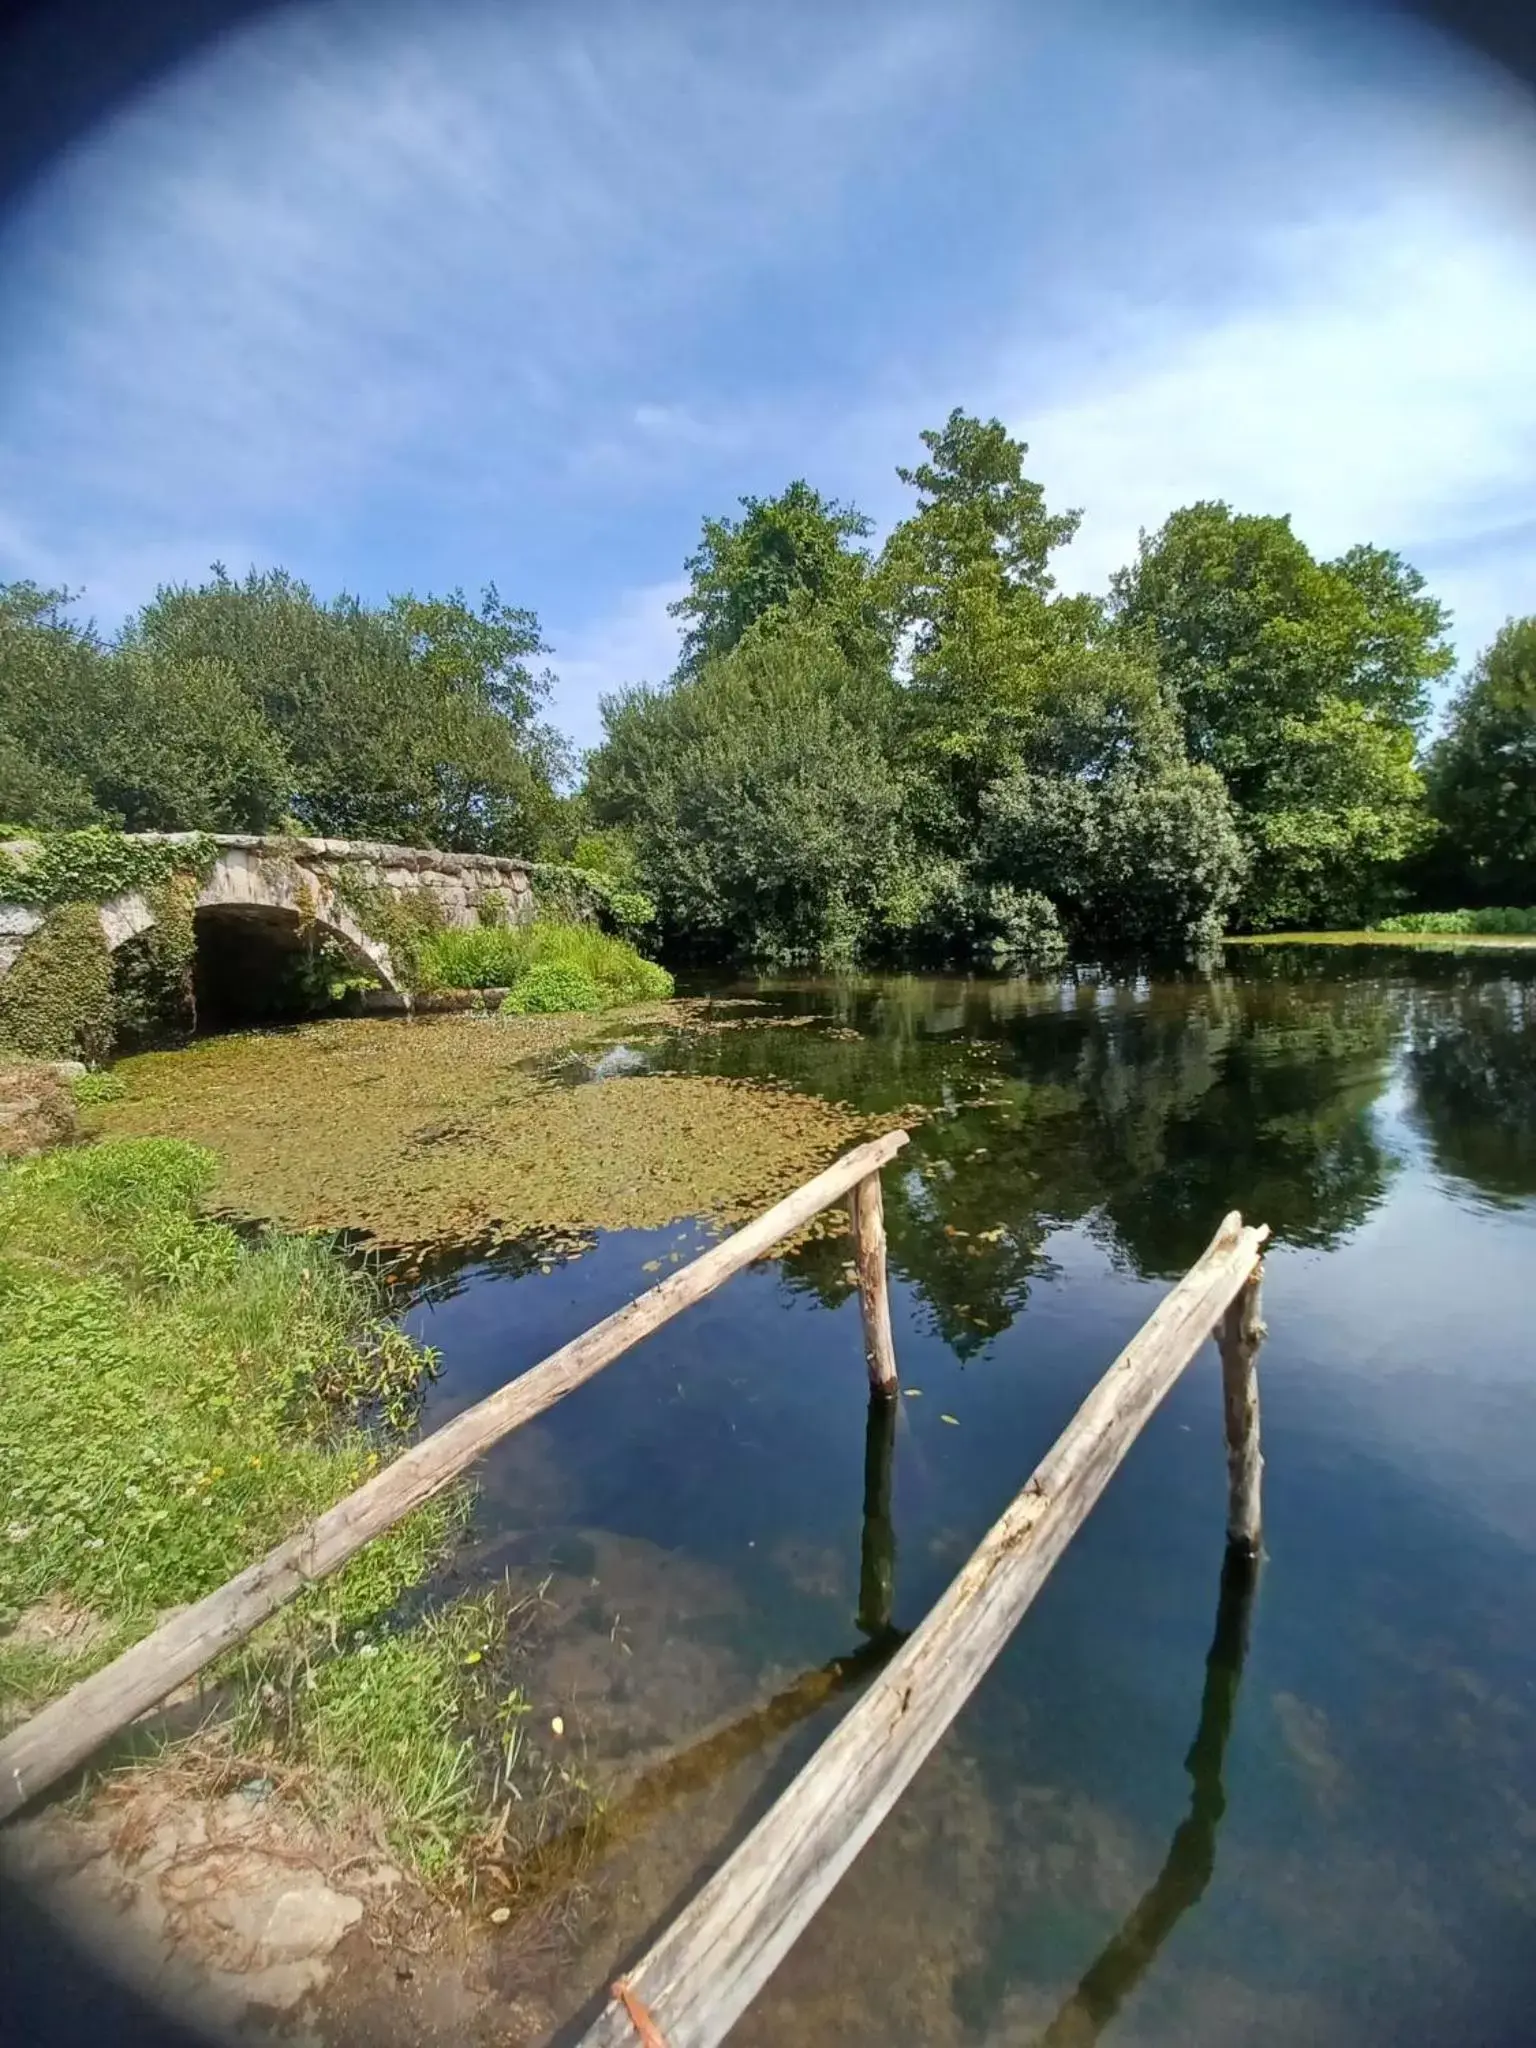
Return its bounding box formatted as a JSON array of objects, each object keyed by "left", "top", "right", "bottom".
[
  {"left": 0, "top": 571, "right": 569, "bottom": 855},
  {"left": 3, "top": 410, "right": 1532, "bottom": 959}
]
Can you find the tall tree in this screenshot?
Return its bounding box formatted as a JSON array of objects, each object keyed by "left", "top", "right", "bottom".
[
  {"left": 120, "top": 569, "right": 566, "bottom": 851},
  {"left": 0, "top": 581, "right": 287, "bottom": 833},
  {"left": 1425, "top": 616, "right": 1536, "bottom": 904},
  {"left": 668, "top": 481, "right": 879, "bottom": 675},
  {"left": 1109, "top": 503, "right": 1451, "bottom": 927},
  {"left": 876, "top": 410, "right": 1096, "bottom": 822}
]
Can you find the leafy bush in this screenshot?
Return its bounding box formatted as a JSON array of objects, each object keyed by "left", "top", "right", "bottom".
[
  {"left": 416, "top": 918, "right": 673, "bottom": 1011},
  {"left": 980, "top": 760, "right": 1245, "bottom": 954},
  {"left": 588, "top": 615, "right": 913, "bottom": 962},
  {"left": 978, "top": 886, "right": 1068, "bottom": 967},
  {"left": 0, "top": 902, "right": 116, "bottom": 1062},
  {"left": 1372, "top": 907, "right": 1536, "bottom": 935},
  {"left": 500, "top": 963, "right": 605, "bottom": 1014}
]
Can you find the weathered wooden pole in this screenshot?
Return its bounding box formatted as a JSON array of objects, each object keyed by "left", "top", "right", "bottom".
[
  {"left": 848, "top": 1169, "right": 899, "bottom": 1394},
  {"left": 578, "top": 1214, "right": 1269, "bottom": 2048},
  {"left": 856, "top": 1386, "right": 898, "bottom": 1640},
  {"left": 1216, "top": 1262, "right": 1265, "bottom": 1556}
]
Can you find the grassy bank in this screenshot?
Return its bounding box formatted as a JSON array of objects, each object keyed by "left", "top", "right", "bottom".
[
  {"left": 0, "top": 1138, "right": 530, "bottom": 1879},
  {"left": 1228, "top": 930, "right": 1536, "bottom": 951}
]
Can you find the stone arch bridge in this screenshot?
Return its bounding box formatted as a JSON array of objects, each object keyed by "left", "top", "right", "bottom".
[{"left": 0, "top": 834, "right": 539, "bottom": 997}]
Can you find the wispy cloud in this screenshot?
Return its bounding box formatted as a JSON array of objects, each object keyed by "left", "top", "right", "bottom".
[
  {"left": 548, "top": 578, "right": 687, "bottom": 753},
  {"left": 1013, "top": 196, "right": 1536, "bottom": 671},
  {"left": 0, "top": 0, "right": 1533, "bottom": 722}
]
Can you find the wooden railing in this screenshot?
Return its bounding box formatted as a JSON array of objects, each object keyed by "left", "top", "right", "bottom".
[{"left": 1, "top": 1134, "right": 1270, "bottom": 2048}]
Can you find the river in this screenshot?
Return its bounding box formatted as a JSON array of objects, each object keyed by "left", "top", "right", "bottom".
[{"left": 367, "top": 946, "right": 1531, "bottom": 2047}]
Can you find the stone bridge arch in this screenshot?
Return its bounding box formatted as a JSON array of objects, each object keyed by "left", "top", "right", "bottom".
[
  {"left": 101, "top": 846, "right": 398, "bottom": 992},
  {"left": 0, "top": 833, "right": 546, "bottom": 1032}
]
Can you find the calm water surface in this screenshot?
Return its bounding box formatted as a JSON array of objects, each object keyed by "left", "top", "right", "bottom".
[{"left": 406, "top": 949, "right": 1536, "bottom": 2047}]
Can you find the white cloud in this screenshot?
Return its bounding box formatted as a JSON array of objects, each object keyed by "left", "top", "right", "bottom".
[
  {"left": 1011, "top": 196, "right": 1536, "bottom": 670},
  {"left": 548, "top": 578, "right": 687, "bottom": 752},
  {"left": 0, "top": 0, "right": 973, "bottom": 541}
]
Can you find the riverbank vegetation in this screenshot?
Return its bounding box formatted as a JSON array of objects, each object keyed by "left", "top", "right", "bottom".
[
  {"left": 3, "top": 410, "right": 1531, "bottom": 964},
  {"left": 0, "top": 1137, "right": 523, "bottom": 1876},
  {"left": 415, "top": 919, "right": 674, "bottom": 1012}
]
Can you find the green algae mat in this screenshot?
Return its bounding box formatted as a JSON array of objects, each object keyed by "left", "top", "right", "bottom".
[{"left": 90, "top": 1007, "right": 877, "bottom": 1252}]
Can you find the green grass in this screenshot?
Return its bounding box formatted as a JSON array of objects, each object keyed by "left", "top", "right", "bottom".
[
  {"left": 69, "top": 1068, "right": 128, "bottom": 1104},
  {"left": 416, "top": 917, "right": 674, "bottom": 1012},
  {"left": 1370, "top": 906, "right": 1536, "bottom": 935},
  {"left": 0, "top": 1137, "right": 520, "bottom": 1879},
  {"left": 1229, "top": 929, "right": 1536, "bottom": 950}
]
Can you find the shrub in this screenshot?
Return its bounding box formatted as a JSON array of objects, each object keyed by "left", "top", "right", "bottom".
[
  {"left": 416, "top": 918, "right": 673, "bottom": 1011},
  {"left": 500, "top": 963, "right": 605, "bottom": 1014},
  {"left": 586, "top": 616, "right": 912, "bottom": 962},
  {"left": 70, "top": 1068, "right": 127, "bottom": 1104},
  {"left": 0, "top": 902, "right": 116, "bottom": 1062},
  {"left": 980, "top": 886, "right": 1068, "bottom": 968},
  {"left": 413, "top": 923, "right": 526, "bottom": 992},
  {"left": 1372, "top": 907, "right": 1536, "bottom": 935}
]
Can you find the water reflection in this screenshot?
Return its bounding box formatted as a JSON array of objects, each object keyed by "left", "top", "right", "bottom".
[
  {"left": 399, "top": 947, "right": 1536, "bottom": 2047},
  {"left": 653, "top": 957, "right": 1427, "bottom": 1353},
  {"left": 1032, "top": 1548, "right": 1257, "bottom": 2047},
  {"left": 1405, "top": 969, "right": 1536, "bottom": 1206}
]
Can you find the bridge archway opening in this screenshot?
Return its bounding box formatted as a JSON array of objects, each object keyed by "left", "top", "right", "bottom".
[{"left": 191, "top": 904, "right": 383, "bottom": 1032}]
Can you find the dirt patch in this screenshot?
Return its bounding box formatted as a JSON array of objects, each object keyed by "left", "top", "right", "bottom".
[
  {"left": 0, "top": 1060, "right": 78, "bottom": 1159},
  {"left": 1, "top": 1766, "right": 413, "bottom": 2036},
  {"left": 6, "top": 1594, "right": 115, "bottom": 1657},
  {"left": 91, "top": 1008, "right": 883, "bottom": 1252}
]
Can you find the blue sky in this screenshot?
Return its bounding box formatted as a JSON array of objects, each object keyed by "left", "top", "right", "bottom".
[{"left": 1, "top": 0, "right": 1534, "bottom": 752}]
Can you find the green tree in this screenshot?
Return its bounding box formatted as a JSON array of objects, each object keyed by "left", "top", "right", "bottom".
[
  {"left": 669, "top": 481, "right": 880, "bottom": 674},
  {"left": 875, "top": 410, "right": 1096, "bottom": 829},
  {"left": 588, "top": 615, "right": 910, "bottom": 961},
  {"left": 121, "top": 569, "right": 566, "bottom": 852},
  {"left": 1108, "top": 504, "right": 1451, "bottom": 928},
  {"left": 92, "top": 648, "right": 291, "bottom": 832},
  {"left": 0, "top": 582, "right": 287, "bottom": 833},
  {"left": 0, "top": 583, "right": 113, "bottom": 830},
  {"left": 1424, "top": 617, "right": 1536, "bottom": 904}
]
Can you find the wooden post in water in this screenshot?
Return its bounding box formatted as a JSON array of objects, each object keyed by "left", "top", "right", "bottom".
[
  {"left": 856, "top": 1386, "right": 898, "bottom": 1640},
  {"left": 579, "top": 1213, "right": 1269, "bottom": 2048},
  {"left": 1216, "top": 1263, "right": 1265, "bottom": 1556},
  {"left": 0, "top": 1130, "right": 909, "bottom": 1823},
  {"left": 848, "top": 1169, "right": 899, "bottom": 1394}
]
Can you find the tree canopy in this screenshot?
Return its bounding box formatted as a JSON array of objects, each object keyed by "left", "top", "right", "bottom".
[
  {"left": 1424, "top": 616, "right": 1536, "bottom": 906},
  {"left": 1108, "top": 503, "right": 1452, "bottom": 928},
  {"left": 0, "top": 570, "right": 568, "bottom": 853}
]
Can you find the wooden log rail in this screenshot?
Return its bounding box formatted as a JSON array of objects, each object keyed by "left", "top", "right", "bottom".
[
  {"left": 583, "top": 1211, "right": 1270, "bottom": 2048},
  {"left": 0, "top": 1130, "right": 911, "bottom": 1823}
]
